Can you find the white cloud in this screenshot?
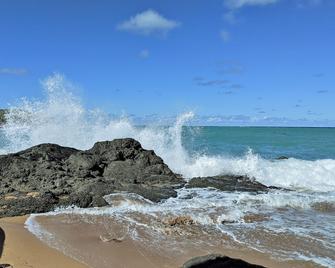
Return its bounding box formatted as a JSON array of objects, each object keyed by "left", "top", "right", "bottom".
[
  {"left": 297, "top": 0, "right": 323, "bottom": 8},
  {"left": 139, "top": 49, "right": 150, "bottom": 59},
  {"left": 224, "top": 0, "right": 279, "bottom": 9},
  {"left": 309, "top": 0, "right": 323, "bottom": 4},
  {"left": 117, "top": 9, "right": 180, "bottom": 35},
  {"left": 223, "top": 11, "right": 237, "bottom": 24},
  {"left": 0, "top": 68, "right": 27, "bottom": 75},
  {"left": 220, "top": 30, "right": 231, "bottom": 42}
]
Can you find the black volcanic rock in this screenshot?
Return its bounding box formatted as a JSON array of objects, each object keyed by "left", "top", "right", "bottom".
[
  {"left": 0, "top": 109, "right": 6, "bottom": 125},
  {"left": 0, "top": 138, "right": 279, "bottom": 218},
  {"left": 182, "top": 254, "right": 266, "bottom": 268},
  {"left": 276, "top": 156, "right": 289, "bottom": 160},
  {"left": 0, "top": 138, "right": 184, "bottom": 217},
  {"left": 186, "top": 175, "right": 270, "bottom": 193}
]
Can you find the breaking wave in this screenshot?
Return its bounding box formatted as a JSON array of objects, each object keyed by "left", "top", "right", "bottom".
[{"left": 1, "top": 73, "right": 335, "bottom": 192}]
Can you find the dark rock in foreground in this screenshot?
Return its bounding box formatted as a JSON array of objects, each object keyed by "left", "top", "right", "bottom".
[
  {"left": 182, "top": 254, "right": 266, "bottom": 268},
  {"left": 0, "top": 138, "right": 184, "bottom": 217},
  {"left": 187, "top": 175, "right": 270, "bottom": 193},
  {"left": 0, "top": 138, "right": 278, "bottom": 218}
]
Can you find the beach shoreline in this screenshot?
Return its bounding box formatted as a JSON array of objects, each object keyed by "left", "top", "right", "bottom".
[
  {"left": 0, "top": 213, "right": 323, "bottom": 268},
  {"left": 0, "top": 215, "right": 88, "bottom": 268}
]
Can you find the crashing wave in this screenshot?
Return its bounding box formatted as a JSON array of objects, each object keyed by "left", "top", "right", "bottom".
[{"left": 1, "top": 73, "right": 335, "bottom": 192}]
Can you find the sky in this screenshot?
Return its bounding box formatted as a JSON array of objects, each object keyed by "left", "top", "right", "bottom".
[{"left": 0, "top": 0, "right": 334, "bottom": 126}]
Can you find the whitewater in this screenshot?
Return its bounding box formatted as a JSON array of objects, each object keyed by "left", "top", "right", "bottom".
[
  {"left": 1, "top": 73, "right": 335, "bottom": 192},
  {"left": 1, "top": 73, "right": 335, "bottom": 267}
]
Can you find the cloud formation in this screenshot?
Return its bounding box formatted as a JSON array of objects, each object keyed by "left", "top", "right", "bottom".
[
  {"left": 0, "top": 68, "right": 27, "bottom": 75},
  {"left": 224, "top": 0, "right": 279, "bottom": 9},
  {"left": 297, "top": 0, "right": 323, "bottom": 8},
  {"left": 223, "top": 11, "right": 237, "bottom": 24},
  {"left": 117, "top": 9, "right": 180, "bottom": 35},
  {"left": 194, "top": 77, "right": 230, "bottom": 87},
  {"left": 223, "top": 0, "right": 280, "bottom": 23},
  {"left": 231, "top": 84, "right": 243, "bottom": 89},
  {"left": 317, "top": 90, "right": 328, "bottom": 94},
  {"left": 220, "top": 30, "right": 231, "bottom": 42},
  {"left": 217, "top": 60, "right": 244, "bottom": 75},
  {"left": 139, "top": 49, "right": 150, "bottom": 59}
]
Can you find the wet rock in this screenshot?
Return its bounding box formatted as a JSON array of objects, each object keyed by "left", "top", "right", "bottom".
[
  {"left": 0, "top": 264, "right": 13, "bottom": 268},
  {"left": 165, "top": 216, "right": 194, "bottom": 227},
  {"left": 0, "top": 191, "right": 59, "bottom": 217},
  {"left": 187, "top": 175, "right": 271, "bottom": 193},
  {"left": 118, "top": 184, "right": 180, "bottom": 203},
  {"left": 0, "top": 138, "right": 281, "bottom": 218},
  {"left": 276, "top": 156, "right": 289, "bottom": 160},
  {"left": 0, "top": 138, "right": 184, "bottom": 217},
  {"left": 0, "top": 109, "right": 7, "bottom": 125},
  {"left": 182, "top": 254, "right": 266, "bottom": 268},
  {"left": 221, "top": 220, "right": 237, "bottom": 224},
  {"left": 312, "top": 202, "right": 335, "bottom": 213},
  {"left": 243, "top": 214, "right": 270, "bottom": 223},
  {"left": 99, "top": 235, "right": 124, "bottom": 243}
]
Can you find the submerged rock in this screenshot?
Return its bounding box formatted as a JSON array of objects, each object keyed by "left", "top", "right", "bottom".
[
  {"left": 312, "top": 202, "right": 335, "bottom": 213},
  {"left": 165, "top": 216, "right": 195, "bottom": 227},
  {"left": 186, "top": 175, "right": 270, "bottom": 193},
  {"left": 243, "top": 214, "right": 270, "bottom": 223},
  {"left": 276, "top": 156, "right": 289, "bottom": 160},
  {"left": 182, "top": 254, "right": 266, "bottom": 268},
  {"left": 0, "top": 138, "right": 184, "bottom": 217}
]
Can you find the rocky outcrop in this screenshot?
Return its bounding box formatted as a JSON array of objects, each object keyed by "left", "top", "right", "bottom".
[
  {"left": 0, "top": 138, "right": 184, "bottom": 217},
  {"left": 0, "top": 138, "right": 279, "bottom": 218},
  {"left": 0, "top": 109, "right": 7, "bottom": 125},
  {"left": 186, "top": 175, "right": 271, "bottom": 193},
  {"left": 182, "top": 254, "right": 266, "bottom": 268}
]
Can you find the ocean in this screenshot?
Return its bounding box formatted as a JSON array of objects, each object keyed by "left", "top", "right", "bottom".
[{"left": 1, "top": 75, "right": 335, "bottom": 267}]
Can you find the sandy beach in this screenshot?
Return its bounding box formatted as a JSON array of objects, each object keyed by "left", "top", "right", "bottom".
[
  {"left": 0, "top": 216, "right": 87, "bottom": 268},
  {"left": 0, "top": 213, "right": 323, "bottom": 268},
  {"left": 29, "top": 213, "right": 319, "bottom": 268}
]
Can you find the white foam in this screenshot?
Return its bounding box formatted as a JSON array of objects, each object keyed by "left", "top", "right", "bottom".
[
  {"left": 1, "top": 73, "right": 335, "bottom": 192},
  {"left": 24, "top": 188, "right": 335, "bottom": 267},
  {"left": 25, "top": 214, "right": 55, "bottom": 242},
  {"left": 187, "top": 151, "right": 335, "bottom": 192}
]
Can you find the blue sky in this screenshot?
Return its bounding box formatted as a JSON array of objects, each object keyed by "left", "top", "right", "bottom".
[{"left": 0, "top": 0, "right": 334, "bottom": 126}]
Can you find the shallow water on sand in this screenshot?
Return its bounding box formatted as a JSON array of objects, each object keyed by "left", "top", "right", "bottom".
[
  {"left": 28, "top": 214, "right": 316, "bottom": 268},
  {"left": 27, "top": 189, "right": 335, "bottom": 268}
]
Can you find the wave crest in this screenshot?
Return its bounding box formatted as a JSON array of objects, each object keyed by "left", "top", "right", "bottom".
[{"left": 1, "top": 73, "right": 335, "bottom": 192}]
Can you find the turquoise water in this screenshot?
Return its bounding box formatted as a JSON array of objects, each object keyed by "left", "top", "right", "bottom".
[
  {"left": 183, "top": 126, "right": 335, "bottom": 160},
  {"left": 2, "top": 126, "right": 335, "bottom": 161}
]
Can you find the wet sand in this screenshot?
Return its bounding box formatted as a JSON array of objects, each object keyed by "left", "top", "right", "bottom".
[
  {"left": 0, "top": 213, "right": 322, "bottom": 268},
  {"left": 0, "top": 216, "right": 88, "bottom": 268},
  {"left": 31, "top": 214, "right": 319, "bottom": 268}
]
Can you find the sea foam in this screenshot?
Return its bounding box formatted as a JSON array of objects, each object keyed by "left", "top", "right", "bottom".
[{"left": 1, "top": 73, "right": 335, "bottom": 192}]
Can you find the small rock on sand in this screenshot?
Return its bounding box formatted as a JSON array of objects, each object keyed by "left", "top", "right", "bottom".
[{"left": 165, "top": 216, "right": 194, "bottom": 227}]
